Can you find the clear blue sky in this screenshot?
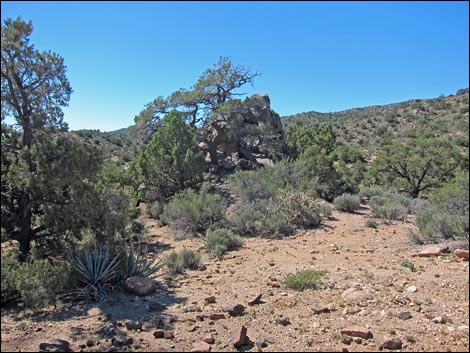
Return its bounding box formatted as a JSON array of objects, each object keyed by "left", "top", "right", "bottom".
[{"left": 2, "top": 1, "right": 469, "bottom": 132}]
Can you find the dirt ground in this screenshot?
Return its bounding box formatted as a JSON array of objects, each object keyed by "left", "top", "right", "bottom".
[{"left": 1, "top": 202, "right": 469, "bottom": 352}]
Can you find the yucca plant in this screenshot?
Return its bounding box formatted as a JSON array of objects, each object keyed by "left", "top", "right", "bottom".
[
  {"left": 122, "top": 242, "right": 164, "bottom": 279},
  {"left": 70, "top": 244, "right": 121, "bottom": 302}
]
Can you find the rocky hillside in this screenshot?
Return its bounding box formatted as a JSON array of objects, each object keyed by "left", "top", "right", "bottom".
[{"left": 282, "top": 89, "right": 469, "bottom": 155}]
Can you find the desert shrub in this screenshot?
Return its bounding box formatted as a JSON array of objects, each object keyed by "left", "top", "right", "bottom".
[
  {"left": 7, "top": 258, "right": 71, "bottom": 309},
  {"left": 407, "top": 230, "right": 424, "bottom": 245},
  {"left": 271, "top": 190, "right": 322, "bottom": 227},
  {"left": 229, "top": 202, "right": 263, "bottom": 236},
  {"left": 161, "top": 182, "right": 226, "bottom": 238},
  {"left": 165, "top": 249, "right": 202, "bottom": 276},
  {"left": 369, "top": 193, "right": 413, "bottom": 223},
  {"left": 333, "top": 193, "right": 361, "bottom": 212},
  {"left": 366, "top": 219, "right": 378, "bottom": 228},
  {"left": 1, "top": 254, "right": 21, "bottom": 305},
  {"left": 282, "top": 269, "right": 327, "bottom": 291},
  {"left": 203, "top": 228, "right": 243, "bottom": 258},
  {"left": 259, "top": 211, "right": 293, "bottom": 237},
  {"left": 359, "top": 186, "right": 385, "bottom": 200},
  {"left": 148, "top": 201, "right": 163, "bottom": 220},
  {"left": 401, "top": 259, "right": 417, "bottom": 272},
  {"left": 319, "top": 203, "right": 332, "bottom": 219},
  {"left": 230, "top": 167, "right": 284, "bottom": 203}
]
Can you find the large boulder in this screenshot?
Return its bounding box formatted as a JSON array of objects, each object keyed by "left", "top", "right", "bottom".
[
  {"left": 124, "top": 276, "right": 156, "bottom": 296},
  {"left": 201, "top": 93, "right": 284, "bottom": 172}
]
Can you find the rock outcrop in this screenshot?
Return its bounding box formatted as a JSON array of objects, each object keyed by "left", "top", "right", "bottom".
[{"left": 201, "top": 93, "right": 285, "bottom": 173}]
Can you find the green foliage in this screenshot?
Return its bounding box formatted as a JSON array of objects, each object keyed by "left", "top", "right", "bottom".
[
  {"left": 148, "top": 200, "right": 163, "bottom": 220},
  {"left": 282, "top": 269, "right": 327, "bottom": 291},
  {"left": 366, "top": 219, "right": 378, "bottom": 228},
  {"left": 416, "top": 170, "right": 469, "bottom": 241},
  {"left": 71, "top": 244, "right": 121, "bottom": 302},
  {"left": 133, "top": 111, "right": 205, "bottom": 202},
  {"left": 359, "top": 186, "right": 385, "bottom": 200},
  {"left": 203, "top": 228, "right": 243, "bottom": 258},
  {"left": 228, "top": 202, "right": 263, "bottom": 236},
  {"left": 285, "top": 121, "right": 336, "bottom": 159},
  {"left": 401, "top": 260, "right": 417, "bottom": 272},
  {"left": 161, "top": 182, "right": 226, "bottom": 238},
  {"left": 369, "top": 193, "right": 412, "bottom": 223},
  {"left": 319, "top": 203, "right": 333, "bottom": 219},
  {"left": 333, "top": 193, "right": 361, "bottom": 213},
  {"left": 368, "top": 137, "right": 464, "bottom": 198},
  {"left": 271, "top": 190, "right": 321, "bottom": 227},
  {"left": 1, "top": 252, "right": 71, "bottom": 309},
  {"left": 122, "top": 242, "right": 163, "bottom": 279},
  {"left": 165, "top": 249, "right": 202, "bottom": 276}
]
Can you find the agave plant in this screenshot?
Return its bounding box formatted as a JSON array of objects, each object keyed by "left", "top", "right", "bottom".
[
  {"left": 122, "top": 242, "right": 164, "bottom": 279},
  {"left": 71, "top": 244, "right": 121, "bottom": 302}
]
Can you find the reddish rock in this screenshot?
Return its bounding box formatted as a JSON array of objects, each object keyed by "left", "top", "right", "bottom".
[
  {"left": 203, "top": 335, "right": 215, "bottom": 344},
  {"left": 340, "top": 326, "right": 373, "bottom": 339},
  {"left": 232, "top": 325, "right": 248, "bottom": 348},
  {"left": 204, "top": 296, "right": 216, "bottom": 303},
  {"left": 411, "top": 245, "right": 448, "bottom": 257},
  {"left": 208, "top": 313, "right": 225, "bottom": 320},
  {"left": 191, "top": 341, "right": 212, "bottom": 352},
  {"left": 454, "top": 249, "right": 469, "bottom": 260}
]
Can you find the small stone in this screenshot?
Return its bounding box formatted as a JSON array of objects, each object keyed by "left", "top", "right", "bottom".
[
  {"left": 255, "top": 339, "right": 267, "bottom": 348},
  {"left": 208, "top": 313, "right": 225, "bottom": 320},
  {"left": 188, "top": 325, "right": 198, "bottom": 332},
  {"left": 405, "top": 285, "right": 418, "bottom": 293},
  {"left": 125, "top": 320, "right": 142, "bottom": 331},
  {"left": 232, "top": 326, "right": 248, "bottom": 348},
  {"left": 153, "top": 330, "right": 165, "bottom": 338},
  {"left": 312, "top": 306, "right": 330, "bottom": 314},
  {"left": 382, "top": 281, "right": 393, "bottom": 287},
  {"left": 341, "top": 336, "right": 353, "bottom": 345},
  {"left": 203, "top": 335, "right": 215, "bottom": 344},
  {"left": 205, "top": 296, "right": 216, "bottom": 304},
  {"left": 86, "top": 339, "right": 95, "bottom": 347},
  {"left": 224, "top": 304, "right": 245, "bottom": 316},
  {"left": 398, "top": 311, "right": 412, "bottom": 320},
  {"left": 383, "top": 338, "right": 403, "bottom": 350},
  {"left": 432, "top": 316, "right": 445, "bottom": 324},
  {"left": 276, "top": 317, "right": 291, "bottom": 326},
  {"left": 340, "top": 326, "right": 373, "bottom": 339},
  {"left": 248, "top": 294, "right": 263, "bottom": 306},
  {"left": 191, "top": 341, "right": 212, "bottom": 352}
]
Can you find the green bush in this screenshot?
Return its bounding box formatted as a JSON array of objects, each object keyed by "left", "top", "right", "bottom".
[
  {"left": 333, "top": 193, "right": 361, "bottom": 212},
  {"left": 122, "top": 242, "right": 163, "bottom": 279},
  {"left": 229, "top": 202, "right": 263, "bottom": 236},
  {"left": 165, "top": 249, "right": 202, "bottom": 276},
  {"left": 203, "top": 228, "right": 243, "bottom": 258},
  {"left": 401, "top": 259, "right": 417, "bottom": 272},
  {"left": 366, "top": 219, "right": 378, "bottom": 228},
  {"left": 359, "top": 186, "right": 384, "bottom": 200},
  {"left": 259, "top": 211, "right": 293, "bottom": 237},
  {"left": 369, "top": 193, "right": 413, "bottom": 223},
  {"left": 161, "top": 182, "right": 226, "bottom": 238},
  {"left": 1, "top": 255, "right": 71, "bottom": 310},
  {"left": 148, "top": 201, "right": 163, "bottom": 220},
  {"left": 319, "top": 203, "right": 332, "bottom": 219},
  {"left": 282, "top": 269, "right": 327, "bottom": 291},
  {"left": 271, "top": 190, "right": 321, "bottom": 228}
]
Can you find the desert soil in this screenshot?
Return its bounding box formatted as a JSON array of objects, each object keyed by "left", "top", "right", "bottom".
[{"left": 1, "top": 202, "right": 469, "bottom": 352}]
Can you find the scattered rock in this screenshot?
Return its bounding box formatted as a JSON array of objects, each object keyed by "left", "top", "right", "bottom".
[
  {"left": 382, "top": 337, "right": 403, "bottom": 350},
  {"left": 411, "top": 245, "right": 449, "bottom": 257},
  {"left": 248, "top": 294, "right": 263, "bottom": 306},
  {"left": 205, "top": 296, "right": 216, "bottom": 303},
  {"left": 191, "top": 341, "right": 212, "bottom": 352},
  {"left": 124, "top": 276, "right": 156, "bottom": 296},
  {"left": 312, "top": 306, "right": 330, "bottom": 314},
  {"left": 255, "top": 339, "right": 267, "bottom": 348},
  {"left": 382, "top": 281, "right": 393, "bottom": 287},
  {"left": 203, "top": 335, "right": 215, "bottom": 344},
  {"left": 398, "top": 311, "right": 412, "bottom": 320},
  {"left": 340, "top": 326, "right": 373, "bottom": 339},
  {"left": 208, "top": 313, "right": 225, "bottom": 320},
  {"left": 405, "top": 285, "right": 418, "bottom": 293},
  {"left": 147, "top": 301, "right": 165, "bottom": 311},
  {"left": 125, "top": 320, "right": 142, "bottom": 331},
  {"left": 432, "top": 316, "right": 446, "bottom": 324},
  {"left": 224, "top": 304, "right": 245, "bottom": 316},
  {"left": 454, "top": 249, "right": 469, "bottom": 260},
  {"left": 341, "top": 336, "right": 353, "bottom": 345},
  {"left": 232, "top": 325, "right": 249, "bottom": 348},
  {"left": 276, "top": 317, "right": 291, "bottom": 326},
  {"left": 39, "top": 339, "right": 72, "bottom": 352},
  {"left": 153, "top": 330, "right": 165, "bottom": 338}
]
